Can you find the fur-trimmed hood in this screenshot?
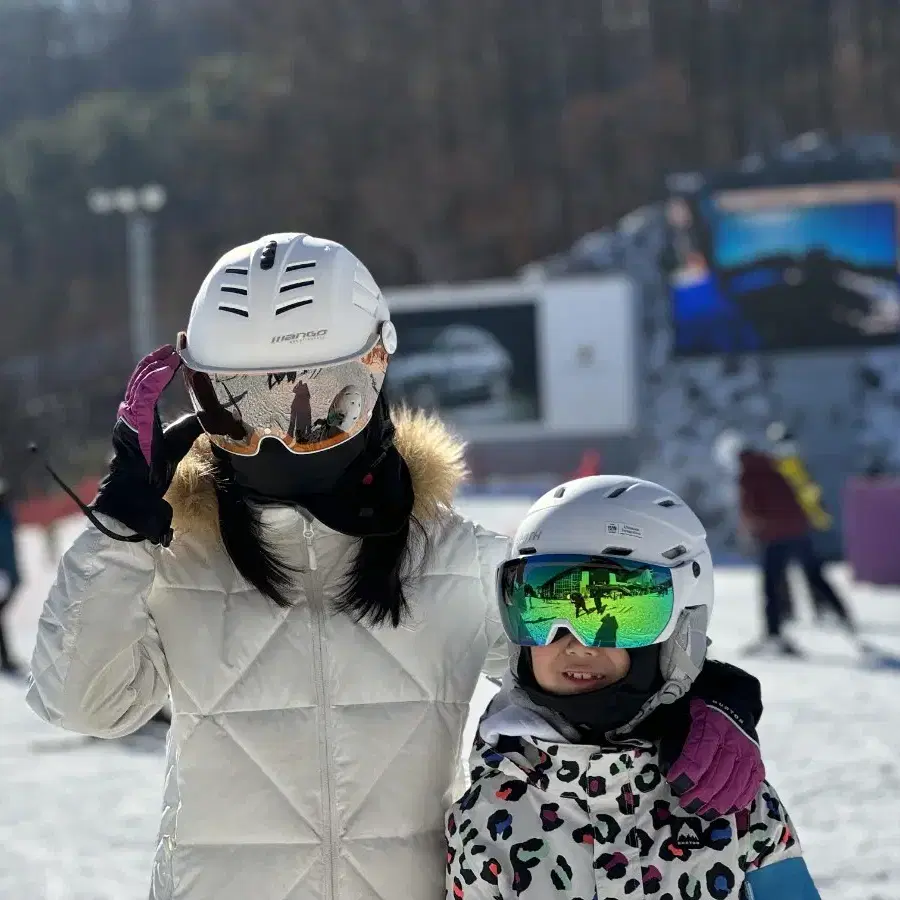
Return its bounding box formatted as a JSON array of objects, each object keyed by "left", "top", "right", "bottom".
[{"left": 164, "top": 406, "right": 468, "bottom": 538}]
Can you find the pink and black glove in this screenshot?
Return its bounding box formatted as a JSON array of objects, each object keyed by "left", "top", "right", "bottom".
[
  {"left": 659, "top": 660, "right": 765, "bottom": 819},
  {"left": 91, "top": 346, "right": 202, "bottom": 546}
]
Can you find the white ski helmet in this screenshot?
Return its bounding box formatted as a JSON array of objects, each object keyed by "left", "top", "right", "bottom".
[
  {"left": 507, "top": 475, "right": 714, "bottom": 703},
  {"left": 180, "top": 233, "right": 397, "bottom": 373}
]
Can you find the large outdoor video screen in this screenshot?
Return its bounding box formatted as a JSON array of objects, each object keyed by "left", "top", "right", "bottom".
[{"left": 668, "top": 181, "right": 900, "bottom": 355}]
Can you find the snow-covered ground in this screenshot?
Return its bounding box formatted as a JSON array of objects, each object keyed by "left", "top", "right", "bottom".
[{"left": 2, "top": 509, "right": 898, "bottom": 899}]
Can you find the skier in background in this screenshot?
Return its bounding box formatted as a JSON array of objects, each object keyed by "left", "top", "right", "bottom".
[
  {"left": 738, "top": 443, "right": 857, "bottom": 656},
  {"left": 0, "top": 477, "right": 22, "bottom": 675},
  {"left": 715, "top": 429, "right": 799, "bottom": 622},
  {"left": 766, "top": 421, "right": 833, "bottom": 621}
]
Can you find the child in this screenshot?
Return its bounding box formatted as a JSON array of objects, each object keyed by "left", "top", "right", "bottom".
[{"left": 447, "top": 476, "right": 820, "bottom": 899}]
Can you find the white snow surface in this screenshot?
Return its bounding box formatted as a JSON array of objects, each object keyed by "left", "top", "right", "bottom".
[{"left": 2, "top": 509, "right": 899, "bottom": 899}]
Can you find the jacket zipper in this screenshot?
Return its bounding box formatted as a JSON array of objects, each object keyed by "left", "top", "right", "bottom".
[{"left": 303, "top": 518, "right": 336, "bottom": 900}]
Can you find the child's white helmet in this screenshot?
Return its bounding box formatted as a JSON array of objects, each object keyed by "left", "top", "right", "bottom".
[{"left": 507, "top": 475, "right": 713, "bottom": 702}]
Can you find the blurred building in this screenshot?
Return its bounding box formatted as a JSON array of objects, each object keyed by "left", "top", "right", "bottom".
[{"left": 527, "top": 132, "right": 900, "bottom": 558}]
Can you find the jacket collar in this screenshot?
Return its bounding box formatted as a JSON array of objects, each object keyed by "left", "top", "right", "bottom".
[
  {"left": 479, "top": 670, "right": 665, "bottom": 753},
  {"left": 164, "top": 406, "right": 468, "bottom": 541}
]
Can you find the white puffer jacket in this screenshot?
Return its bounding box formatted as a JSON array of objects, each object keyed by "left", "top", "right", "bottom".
[{"left": 26, "top": 410, "right": 511, "bottom": 900}]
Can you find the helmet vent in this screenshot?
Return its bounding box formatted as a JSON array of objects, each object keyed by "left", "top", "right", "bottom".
[
  {"left": 221, "top": 285, "right": 248, "bottom": 296},
  {"left": 661, "top": 544, "right": 687, "bottom": 560},
  {"left": 275, "top": 298, "right": 314, "bottom": 315},
  {"left": 606, "top": 483, "right": 636, "bottom": 499},
  {"left": 286, "top": 261, "right": 316, "bottom": 272},
  {"left": 518, "top": 546, "right": 538, "bottom": 556},
  {"left": 656, "top": 498, "right": 678, "bottom": 508},
  {"left": 218, "top": 304, "right": 249, "bottom": 318},
  {"left": 553, "top": 487, "right": 566, "bottom": 498},
  {"left": 601, "top": 546, "right": 633, "bottom": 557},
  {"left": 260, "top": 240, "right": 278, "bottom": 270},
  {"left": 225, "top": 267, "right": 248, "bottom": 275},
  {"left": 279, "top": 279, "right": 315, "bottom": 294}
]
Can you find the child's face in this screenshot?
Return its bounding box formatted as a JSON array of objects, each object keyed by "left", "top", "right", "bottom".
[{"left": 530, "top": 633, "right": 631, "bottom": 695}]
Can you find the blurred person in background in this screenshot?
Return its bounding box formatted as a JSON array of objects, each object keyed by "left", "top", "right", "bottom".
[
  {"left": 26, "top": 234, "right": 767, "bottom": 900},
  {"left": 738, "top": 441, "right": 856, "bottom": 657},
  {"left": 715, "top": 429, "right": 799, "bottom": 623},
  {"left": 0, "top": 476, "right": 22, "bottom": 675},
  {"left": 766, "top": 421, "right": 834, "bottom": 622}
]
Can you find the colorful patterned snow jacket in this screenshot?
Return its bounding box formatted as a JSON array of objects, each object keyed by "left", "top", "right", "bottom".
[{"left": 446, "top": 699, "right": 819, "bottom": 899}]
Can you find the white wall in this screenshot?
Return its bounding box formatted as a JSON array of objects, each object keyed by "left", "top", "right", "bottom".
[{"left": 538, "top": 276, "right": 636, "bottom": 434}]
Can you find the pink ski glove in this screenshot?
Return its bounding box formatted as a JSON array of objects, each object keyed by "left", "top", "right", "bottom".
[
  {"left": 91, "top": 346, "right": 201, "bottom": 546},
  {"left": 118, "top": 345, "right": 183, "bottom": 466},
  {"left": 665, "top": 697, "right": 766, "bottom": 819}
]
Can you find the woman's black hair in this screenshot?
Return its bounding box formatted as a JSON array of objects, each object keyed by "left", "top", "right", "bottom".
[
  {"left": 213, "top": 462, "right": 300, "bottom": 607},
  {"left": 211, "top": 453, "right": 429, "bottom": 629},
  {"left": 333, "top": 513, "right": 428, "bottom": 627}
]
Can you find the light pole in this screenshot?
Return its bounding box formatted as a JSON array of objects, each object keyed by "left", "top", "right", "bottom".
[{"left": 87, "top": 184, "right": 167, "bottom": 361}]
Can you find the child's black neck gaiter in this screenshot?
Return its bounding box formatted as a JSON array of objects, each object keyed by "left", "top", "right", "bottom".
[{"left": 517, "top": 645, "right": 663, "bottom": 741}]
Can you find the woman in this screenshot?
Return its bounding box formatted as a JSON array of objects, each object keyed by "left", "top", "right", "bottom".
[{"left": 27, "top": 234, "right": 766, "bottom": 900}]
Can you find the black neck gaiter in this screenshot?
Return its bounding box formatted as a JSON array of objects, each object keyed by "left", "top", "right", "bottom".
[
  {"left": 226, "top": 431, "right": 367, "bottom": 498},
  {"left": 517, "top": 645, "right": 663, "bottom": 740},
  {"left": 213, "top": 393, "right": 415, "bottom": 538}
]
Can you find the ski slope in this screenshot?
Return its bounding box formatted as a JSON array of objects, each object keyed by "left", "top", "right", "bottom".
[{"left": 2, "top": 508, "right": 898, "bottom": 900}]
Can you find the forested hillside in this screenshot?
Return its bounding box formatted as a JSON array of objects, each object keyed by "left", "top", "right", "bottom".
[{"left": 2, "top": 0, "right": 899, "bottom": 487}]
